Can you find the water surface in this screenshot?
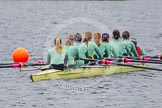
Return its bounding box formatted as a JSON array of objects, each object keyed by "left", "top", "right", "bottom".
[{"left": 0, "top": 0, "right": 162, "bottom": 108}]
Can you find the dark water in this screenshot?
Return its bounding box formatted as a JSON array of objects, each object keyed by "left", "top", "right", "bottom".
[{"left": 0, "top": 1, "right": 162, "bottom": 108}]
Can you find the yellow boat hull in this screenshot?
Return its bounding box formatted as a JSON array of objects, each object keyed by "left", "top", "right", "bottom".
[{"left": 30, "top": 63, "right": 146, "bottom": 82}]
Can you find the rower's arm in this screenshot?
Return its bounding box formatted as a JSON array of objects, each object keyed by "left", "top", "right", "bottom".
[
  {"left": 47, "top": 52, "right": 51, "bottom": 64},
  {"left": 94, "top": 45, "right": 102, "bottom": 59},
  {"left": 64, "top": 53, "right": 69, "bottom": 66},
  {"left": 82, "top": 45, "right": 88, "bottom": 58},
  {"left": 131, "top": 43, "right": 138, "bottom": 57},
  {"left": 75, "top": 48, "right": 79, "bottom": 60},
  {"left": 104, "top": 46, "right": 110, "bottom": 58},
  {"left": 111, "top": 47, "right": 118, "bottom": 58},
  {"left": 141, "top": 47, "right": 147, "bottom": 56}
]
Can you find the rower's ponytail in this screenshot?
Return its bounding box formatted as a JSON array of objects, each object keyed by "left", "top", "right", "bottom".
[
  {"left": 113, "top": 30, "right": 120, "bottom": 39},
  {"left": 84, "top": 32, "right": 92, "bottom": 47},
  {"left": 94, "top": 32, "right": 101, "bottom": 46},
  {"left": 65, "top": 34, "right": 73, "bottom": 46},
  {"left": 65, "top": 39, "right": 71, "bottom": 46},
  {"left": 83, "top": 37, "right": 88, "bottom": 47},
  {"left": 122, "top": 31, "right": 130, "bottom": 39},
  {"left": 54, "top": 37, "right": 62, "bottom": 54}
]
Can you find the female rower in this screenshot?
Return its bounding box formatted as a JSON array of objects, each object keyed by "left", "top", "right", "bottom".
[
  {"left": 94, "top": 32, "right": 109, "bottom": 58},
  {"left": 131, "top": 38, "right": 146, "bottom": 56},
  {"left": 109, "top": 30, "right": 127, "bottom": 57},
  {"left": 101, "top": 33, "right": 117, "bottom": 58},
  {"left": 74, "top": 33, "right": 87, "bottom": 66},
  {"left": 122, "top": 31, "right": 138, "bottom": 57},
  {"left": 47, "top": 37, "right": 68, "bottom": 70},
  {"left": 83, "top": 32, "right": 102, "bottom": 59},
  {"left": 64, "top": 34, "right": 79, "bottom": 68}
]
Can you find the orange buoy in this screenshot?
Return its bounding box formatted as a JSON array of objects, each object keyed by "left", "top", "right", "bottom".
[{"left": 12, "top": 48, "right": 29, "bottom": 63}]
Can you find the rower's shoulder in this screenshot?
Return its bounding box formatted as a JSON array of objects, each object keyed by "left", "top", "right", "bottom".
[
  {"left": 106, "top": 42, "right": 113, "bottom": 47},
  {"left": 120, "top": 40, "right": 128, "bottom": 45},
  {"left": 67, "top": 45, "right": 76, "bottom": 51},
  {"left": 130, "top": 41, "right": 135, "bottom": 45},
  {"left": 87, "top": 41, "right": 98, "bottom": 47},
  {"left": 48, "top": 48, "right": 54, "bottom": 52},
  {"left": 109, "top": 40, "right": 122, "bottom": 45},
  {"left": 100, "top": 42, "right": 107, "bottom": 47},
  {"left": 91, "top": 41, "right": 98, "bottom": 46}
]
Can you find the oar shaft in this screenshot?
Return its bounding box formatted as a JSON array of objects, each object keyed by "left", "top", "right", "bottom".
[
  {"left": 81, "top": 58, "right": 162, "bottom": 71},
  {"left": 124, "top": 59, "right": 162, "bottom": 64},
  {"left": 0, "top": 65, "right": 14, "bottom": 68},
  {"left": 0, "top": 63, "right": 47, "bottom": 68},
  {"left": 113, "top": 62, "right": 162, "bottom": 71},
  {"left": 0, "top": 63, "right": 25, "bottom": 68},
  {"left": 0, "top": 63, "right": 14, "bottom": 66},
  {"left": 118, "top": 56, "right": 162, "bottom": 61}
]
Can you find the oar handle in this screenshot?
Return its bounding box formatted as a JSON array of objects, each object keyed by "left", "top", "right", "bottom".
[{"left": 102, "top": 59, "right": 113, "bottom": 65}]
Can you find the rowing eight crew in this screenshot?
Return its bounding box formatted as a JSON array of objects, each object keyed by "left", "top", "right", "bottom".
[{"left": 47, "top": 30, "right": 146, "bottom": 70}]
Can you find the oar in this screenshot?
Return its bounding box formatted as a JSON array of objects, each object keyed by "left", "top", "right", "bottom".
[
  {"left": 0, "top": 63, "right": 14, "bottom": 66},
  {"left": 102, "top": 60, "right": 162, "bottom": 71},
  {"left": 117, "top": 58, "right": 162, "bottom": 64},
  {"left": 112, "top": 62, "right": 162, "bottom": 71},
  {"left": 0, "top": 62, "right": 47, "bottom": 68},
  {"left": 81, "top": 57, "right": 162, "bottom": 64},
  {"left": 148, "top": 55, "right": 162, "bottom": 59},
  {"left": 129, "top": 55, "right": 162, "bottom": 60},
  {"left": 0, "top": 60, "right": 45, "bottom": 66},
  {"left": 81, "top": 58, "right": 162, "bottom": 71},
  {"left": 135, "top": 56, "right": 162, "bottom": 62},
  {"left": 115, "top": 56, "right": 162, "bottom": 64},
  {"left": 118, "top": 56, "right": 162, "bottom": 62}
]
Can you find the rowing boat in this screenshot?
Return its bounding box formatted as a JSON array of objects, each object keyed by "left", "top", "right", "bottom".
[
  {"left": 30, "top": 63, "right": 146, "bottom": 82},
  {"left": 1, "top": 47, "right": 160, "bottom": 82}
]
